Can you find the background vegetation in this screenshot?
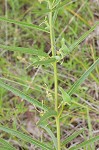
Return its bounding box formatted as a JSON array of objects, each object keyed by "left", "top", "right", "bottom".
[{"left": 0, "top": 0, "right": 99, "bottom": 149}]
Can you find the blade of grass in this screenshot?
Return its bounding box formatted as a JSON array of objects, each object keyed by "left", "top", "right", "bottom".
[
  {"left": 65, "top": 7, "right": 90, "bottom": 26},
  {"left": 40, "top": 124, "right": 58, "bottom": 150},
  {"left": 0, "top": 44, "right": 48, "bottom": 57},
  {"left": 52, "top": 0, "right": 77, "bottom": 11},
  {"left": 74, "top": 57, "right": 99, "bottom": 84},
  {"left": 0, "top": 125, "right": 52, "bottom": 150},
  {"left": 0, "top": 147, "right": 12, "bottom": 150},
  {"left": 0, "top": 138, "right": 16, "bottom": 150},
  {"left": 0, "top": 79, "right": 48, "bottom": 111},
  {"left": 68, "top": 58, "right": 99, "bottom": 96},
  {"left": 0, "top": 17, "right": 49, "bottom": 33},
  {"left": 38, "top": 110, "right": 57, "bottom": 125},
  {"left": 87, "top": 108, "right": 95, "bottom": 150},
  {"left": 62, "top": 128, "right": 84, "bottom": 146},
  {"left": 69, "top": 135, "right": 99, "bottom": 150}
]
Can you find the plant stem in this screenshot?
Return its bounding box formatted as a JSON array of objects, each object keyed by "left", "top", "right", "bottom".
[{"left": 49, "top": 2, "right": 61, "bottom": 150}]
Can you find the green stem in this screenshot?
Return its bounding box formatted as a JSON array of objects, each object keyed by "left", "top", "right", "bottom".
[
  {"left": 49, "top": 2, "right": 61, "bottom": 150},
  {"left": 54, "top": 62, "right": 61, "bottom": 150},
  {"left": 54, "top": 62, "right": 58, "bottom": 111}
]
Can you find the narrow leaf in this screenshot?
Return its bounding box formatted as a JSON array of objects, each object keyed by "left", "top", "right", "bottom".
[
  {"left": 32, "top": 9, "right": 50, "bottom": 14},
  {"left": 65, "top": 7, "right": 90, "bottom": 27},
  {"left": 40, "top": 125, "right": 57, "bottom": 150},
  {"left": 0, "top": 125, "right": 51, "bottom": 150},
  {"left": 53, "top": 0, "right": 77, "bottom": 11},
  {"left": 69, "top": 135, "right": 99, "bottom": 150},
  {"left": 0, "top": 79, "right": 48, "bottom": 111},
  {"left": 69, "top": 22, "right": 99, "bottom": 52},
  {"left": 59, "top": 87, "right": 71, "bottom": 105},
  {"left": 0, "top": 44, "right": 48, "bottom": 57},
  {"left": 0, "top": 138, "right": 16, "bottom": 150},
  {"left": 87, "top": 108, "right": 95, "bottom": 150},
  {"left": 38, "top": 110, "right": 57, "bottom": 125},
  {"left": 61, "top": 22, "right": 99, "bottom": 59},
  {"left": 32, "top": 1, "right": 76, "bottom": 14},
  {"left": 0, "top": 17, "right": 49, "bottom": 33},
  {"left": 62, "top": 129, "right": 84, "bottom": 146},
  {"left": 68, "top": 58, "right": 99, "bottom": 96},
  {"left": 0, "top": 147, "right": 11, "bottom": 150},
  {"left": 33, "top": 57, "right": 56, "bottom": 66}
]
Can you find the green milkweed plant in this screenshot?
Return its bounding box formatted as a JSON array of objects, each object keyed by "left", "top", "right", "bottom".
[{"left": 0, "top": 0, "right": 99, "bottom": 150}]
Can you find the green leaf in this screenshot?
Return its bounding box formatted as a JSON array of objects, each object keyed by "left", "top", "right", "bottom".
[
  {"left": 32, "top": 0, "right": 76, "bottom": 14},
  {"left": 59, "top": 38, "right": 70, "bottom": 56},
  {"left": 0, "top": 125, "right": 51, "bottom": 150},
  {"left": 33, "top": 57, "right": 56, "bottom": 66},
  {"left": 61, "top": 22, "right": 99, "bottom": 58},
  {"left": 38, "top": 110, "right": 57, "bottom": 125},
  {"left": 0, "top": 79, "right": 48, "bottom": 111},
  {"left": 0, "top": 44, "right": 48, "bottom": 57},
  {"left": 32, "top": 9, "right": 50, "bottom": 14},
  {"left": 0, "top": 147, "right": 11, "bottom": 150},
  {"left": 59, "top": 87, "right": 71, "bottom": 105},
  {"left": 69, "top": 22, "right": 99, "bottom": 53},
  {"left": 52, "top": 0, "right": 76, "bottom": 11},
  {"left": 62, "top": 128, "right": 84, "bottom": 146},
  {"left": 40, "top": 124, "right": 58, "bottom": 150},
  {"left": 69, "top": 135, "right": 99, "bottom": 150},
  {"left": 68, "top": 58, "right": 99, "bottom": 96},
  {"left": 0, "top": 17, "right": 49, "bottom": 33},
  {"left": 53, "top": 0, "right": 61, "bottom": 24},
  {"left": 0, "top": 138, "right": 16, "bottom": 150},
  {"left": 87, "top": 108, "right": 95, "bottom": 150}
]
